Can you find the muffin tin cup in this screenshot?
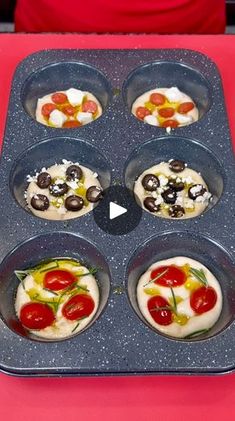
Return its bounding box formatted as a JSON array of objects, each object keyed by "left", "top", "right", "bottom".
[
  {"left": 0, "top": 49, "right": 234, "bottom": 376},
  {"left": 0, "top": 231, "right": 111, "bottom": 342}
]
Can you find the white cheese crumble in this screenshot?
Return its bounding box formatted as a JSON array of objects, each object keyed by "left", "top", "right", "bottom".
[
  {"left": 66, "top": 88, "right": 85, "bottom": 106},
  {"left": 143, "top": 115, "right": 159, "bottom": 126},
  {"left": 165, "top": 87, "right": 183, "bottom": 102},
  {"left": 77, "top": 112, "right": 93, "bottom": 124},
  {"left": 49, "top": 109, "right": 67, "bottom": 128}
]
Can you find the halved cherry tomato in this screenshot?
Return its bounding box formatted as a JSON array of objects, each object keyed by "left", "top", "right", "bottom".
[
  {"left": 190, "top": 286, "right": 217, "bottom": 314},
  {"left": 51, "top": 92, "right": 68, "bottom": 104},
  {"left": 82, "top": 100, "right": 98, "bottom": 114},
  {"left": 158, "top": 107, "right": 175, "bottom": 118},
  {"left": 150, "top": 93, "right": 166, "bottom": 106},
  {"left": 161, "top": 119, "right": 179, "bottom": 128},
  {"left": 44, "top": 269, "right": 77, "bottom": 291},
  {"left": 62, "top": 294, "right": 95, "bottom": 321},
  {"left": 20, "top": 302, "right": 55, "bottom": 330},
  {"left": 63, "top": 120, "right": 81, "bottom": 128},
  {"left": 136, "top": 106, "right": 151, "bottom": 120},
  {"left": 62, "top": 104, "right": 77, "bottom": 116},
  {"left": 41, "top": 103, "right": 57, "bottom": 117},
  {"left": 178, "top": 102, "right": 195, "bottom": 114},
  {"left": 151, "top": 265, "right": 186, "bottom": 287},
  {"left": 148, "top": 295, "right": 173, "bottom": 325}
]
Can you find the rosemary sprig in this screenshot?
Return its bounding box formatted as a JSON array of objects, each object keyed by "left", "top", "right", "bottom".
[
  {"left": 71, "top": 316, "right": 88, "bottom": 333},
  {"left": 43, "top": 288, "right": 58, "bottom": 296},
  {"left": 189, "top": 267, "right": 208, "bottom": 286},
  {"left": 170, "top": 287, "right": 177, "bottom": 314},
  {"left": 76, "top": 267, "right": 99, "bottom": 278},
  {"left": 14, "top": 270, "right": 30, "bottom": 290},
  {"left": 39, "top": 262, "right": 59, "bottom": 273},
  {"left": 143, "top": 268, "right": 169, "bottom": 288},
  {"left": 32, "top": 293, "right": 59, "bottom": 311},
  {"left": 184, "top": 329, "right": 209, "bottom": 339},
  {"left": 150, "top": 306, "right": 172, "bottom": 312}
]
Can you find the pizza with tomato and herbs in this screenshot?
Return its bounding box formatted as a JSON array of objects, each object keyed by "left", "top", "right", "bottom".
[
  {"left": 137, "top": 257, "right": 222, "bottom": 339},
  {"left": 131, "top": 87, "right": 199, "bottom": 130},
  {"left": 15, "top": 258, "right": 99, "bottom": 339},
  {"left": 35, "top": 88, "right": 102, "bottom": 128}
]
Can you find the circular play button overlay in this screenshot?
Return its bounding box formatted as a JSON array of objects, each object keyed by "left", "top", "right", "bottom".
[{"left": 93, "top": 185, "right": 142, "bottom": 235}]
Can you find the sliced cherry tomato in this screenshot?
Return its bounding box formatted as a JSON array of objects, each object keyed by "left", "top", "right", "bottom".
[
  {"left": 62, "top": 294, "right": 95, "bottom": 321},
  {"left": 149, "top": 93, "right": 166, "bottom": 106},
  {"left": 178, "top": 102, "right": 195, "bottom": 114},
  {"left": 136, "top": 106, "right": 151, "bottom": 120},
  {"left": 51, "top": 92, "right": 68, "bottom": 104},
  {"left": 161, "top": 119, "right": 179, "bottom": 128},
  {"left": 62, "top": 120, "right": 81, "bottom": 128},
  {"left": 158, "top": 107, "right": 175, "bottom": 118},
  {"left": 44, "top": 269, "right": 77, "bottom": 291},
  {"left": 190, "top": 286, "right": 217, "bottom": 314},
  {"left": 62, "top": 104, "right": 77, "bottom": 116},
  {"left": 41, "top": 103, "right": 57, "bottom": 117},
  {"left": 151, "top": 265, "right": 186, "bottom": 287},
  {"left": 147, "top": 295, "right": 173, "bottom": 325},
  {"left": 82, "top": 100, "right": 98, "bottom": 114},
  {"left": 20, "top": 302, "right": 55, "bottom": 330}
]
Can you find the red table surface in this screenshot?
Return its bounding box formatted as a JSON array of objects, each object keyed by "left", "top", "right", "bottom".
[{"left": 0, "top": 34, "right": 234, "bottom": 420}]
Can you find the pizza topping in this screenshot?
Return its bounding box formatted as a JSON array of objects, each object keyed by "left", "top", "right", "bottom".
[
  {"left": 36, "top": 172, "right": 52, "bottom": 189},
  {"left": 148, "top": 295, "right": 173, "bottom": 325},
  {"left": 178, "top": 102, "right": 195, "bottom": 114},
  {"left": 82, "top": 100, "right": 98, "bottom": 114},
  {"left": 77, "top": 112, "right": 93, "bottom": 125},
  {"left": 20, "top": 302, "right": 55, "bottom": 330},
  {"left": 66, "top": 88, "right": 85, "bottom": 106},
  {"left": 62, "top": 294, "right": 95, "bottom": 321},
  {"left": 188, "top": 184, "right": 207, "bottom": 200},
  {"left": 86, "top": 186, "right": 103, "bottom": 203},
  {"left": 158, "top": 107, "right": 175, "bottom": 118},
  {"left": 144, "top": 115, "right": 159, "bottom": 126},
  {"left": 62, "top": 104, "right": 77, "bottom": 116},
  {"left": 62, "top": 120, "right": 81, "bottom": 128},
  {"left": 142, "top": 174, "right": 159, "bottom": 191},
  {"left": 168, "top": 159, "right": 186, "bottom": 173},
  {"left": 190, "top": 286, "right": 217, "bottom": 314},
  {"left": 167, "top": 178, "right": 185, "bottom": 191},
  {"left": 161, "top": 188, "right": 177, "bottom": 204},
  {"left": 41, "top": 103, "right": 57, "bottom": 117},
  {"left": 49, "top": 182, "right": 69, "bottom": 197},
  {"left": 66, "top": 164, "right": 83, "bottom": 181},
  {"left": 143, "top": 197, "right": 160, "bottom": 213},
  {"left": 51, "top": 92, "right": 68, "bottom": 104},
  {"left": 168, "top": 204, "right": 185, "bottom": 218},
  {"left": 161, "top": 119, "right": 179, "bottom": 128},
  {"left": 136, "top": 106, "right": 151, "bottom": 120},
  {"left": 65, "top": 195, "right": 84, "bottom": 211},
  {"left": 150, "top": 92, "right": 166, "bottom": 106},
  {"left": 49, "top": 109, "right": 67, "bottom": 127},
  {"left": 31, "top": 194, "right": 49, "bottom": 211},
  {"left": 165, "top": 87, "right": 183, "bottom": 102},
  {"left": 151, "top": 265, "right": 186, "bottom": 287},
  {"left": 44, "top": 269, "right": 77, "bottom": 291}
]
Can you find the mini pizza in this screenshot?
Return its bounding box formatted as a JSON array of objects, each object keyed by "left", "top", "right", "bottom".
[
  {"left": 25, "top": 159, "right": 103, "bottom": 220},
  {"left": 36, "top": 88, "right": 102, "bottom": 128},
  {"left": 134, "top": 159, "right": 212, "bottom": 219},
  {"left": 14, "top": 258, "right": 99, "bottom": 339},
  {"left": 137, "top": 257, "right": 222, "bottom": 339},
  {"left": 131, "top": 87, "right": 199, "bottom": 130}
]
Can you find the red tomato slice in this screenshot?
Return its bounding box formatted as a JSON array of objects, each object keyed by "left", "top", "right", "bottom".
[
  {"left": 62, "top": 294, "right": 95, "bottom": 321},
  {"left": 151, "top": 265, "right": 186, "bottom": 287},
  {"left": 147, "top": 295, "right": 173, "bottom": 325},
  {"left": 150, "top": 93, "right": 166, "bottom": 106},
  {"left": 20, "top": 302, "right": 55, "bottom": 330},
  {"left": 178, "top": 102, "right": 195, "bottom": 114},
  {"left": 62, "top": 104, "right": 77, "bottom": 116},
  {"left": 62, "top": 120, "right": 81, "bottom": 128},
  {"left": 161, "top": 119, "right": 179, "bottom": 128},
  {"left": 82, "top": 100, "right": 98, "bottom": 114},
  {"left": 158, "top": 107, "right": 175, "bottom": 118},
  {"left": 44, "top": 269, "right": 77, "bottom": 291},
  {"left": 136, "top": 106, "right": 151, "bottom": 120},
  {"left": 41, "top": 103, "right": 57, "bottom": 117},
  {"left": 190, "top": 286, "right": 217, "bottom": 314},
  {"left": 51, "top": 92, "right": 68, "bottom": 104}
]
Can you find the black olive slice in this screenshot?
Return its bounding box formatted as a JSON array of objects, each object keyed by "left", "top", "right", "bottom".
[
  {"left": 65, "top": 195, "right": 84, "bottom": 211},
  {"left": 143, "top": 197, "right": 160, "bottom": 212},
  {"left": 168, "top": 205, "right": 185, "bottom": 218},
  {"left": 31, "top": 194, "right": 49, "bottom": 211},
  {"left": 167, "top": 178, "right": 185, "bottom": 192},
  {"left": 169, "top": 159, "right": 186, "bottom": 173},
  {"left": 66, "top": 165, "right": 83, "bottom": 181},
  {"left": 49, "top": 182, "right": 69, "bottom": 197},
  {"left": 161, "top": 188, "right": 177, "bottom": 204},
  {"left": 188, "top": 184, "right": 207, "bottom": 200},
  {"left": 36, "top": 172, "right": 52, "bottom": 189},
  {"left": 141, "top": 174, "right": 159, "bottom": 191},
  {"left": 86, "top": 186, "right": 103, "bottom": 203}
]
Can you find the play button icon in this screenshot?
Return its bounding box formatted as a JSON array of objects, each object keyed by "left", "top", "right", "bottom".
[
  {"left": 109, "top": 202, "right": 127, "bottom": 220},
  {"left": 93, "top": 185, "right": 142, "bottom": 235}
]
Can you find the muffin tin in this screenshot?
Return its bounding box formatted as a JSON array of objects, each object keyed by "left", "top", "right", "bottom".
[{"left": 0, "top": 49, "right": 234, "bottom": 376}]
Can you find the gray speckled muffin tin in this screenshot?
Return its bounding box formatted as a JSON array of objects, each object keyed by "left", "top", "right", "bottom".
[{"left": 0, "top": 49, "right": 234, "bottom": 376}]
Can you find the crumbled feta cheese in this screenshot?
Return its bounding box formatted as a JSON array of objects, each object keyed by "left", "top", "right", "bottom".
[
  {"left": 152, "top": 191, "right": 158, "bottom": 198},
  {"left": 159, "top": 175, "right": 168, "bottom": 186},
  {"left": 182, "top": 176, "right": 193, "bottom": 184},
  {"left": 77, "top": 112, "right": 93, "bottom": 124},
  {"left": 66, "top": 88, "right": 85, "bottom": 106},
  {"left": 49, "top": 109, "right": 67, "bottom": 128},
  {"left": 175, "top": 112, "right": 193, "bottom": 125},
  {"left": 62, "top": 159, "right": 72, "bottom": 165},
  {"left": 93, "top": 172, "right": 98, "bottom": 178},
  {"left": 26, "top": 174, "right": 36, "bottom": 182},
  {"left": 155, "top": 196, "right": 164, "bottom": 205},
  {"left": 184, "top": 199, "right": 195, "bottom": 209},
  {"left": 166, "top": 126, "right": 171, "bottom": 134},
  {"left": 144, "top": 115, "right": 159, "bottom": 126},
  {"left": 157, "top": 187, "right": 164, "bottom": 194},
  {"left": 66, "top": 180, "right": 78, "bottom": 190},
  {"left": 176, "top": 196, "right": 183, "bottom": 205},
  {"left": 165, "top": 87, "right": 183, "bottom": 102}
]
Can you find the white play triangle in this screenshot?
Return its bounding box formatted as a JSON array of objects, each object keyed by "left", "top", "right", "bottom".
[{"left": 109, "top": 201, "right": 127, "bottom": 220}]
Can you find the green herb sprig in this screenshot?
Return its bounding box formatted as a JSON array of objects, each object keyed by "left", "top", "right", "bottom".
[
  {"left": 184, "top": 329, "right": 209, "bottom": 339},
  {"left": 189, "top": 267, "right": 208, "bottom": 286},
  {"left": 143, "top": 268, "right": 169, "bottom": 288}
]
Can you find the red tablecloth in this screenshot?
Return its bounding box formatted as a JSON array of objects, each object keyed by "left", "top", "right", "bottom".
[{"left": 0, "top": 34, "right": 234, "bottom": 420}]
